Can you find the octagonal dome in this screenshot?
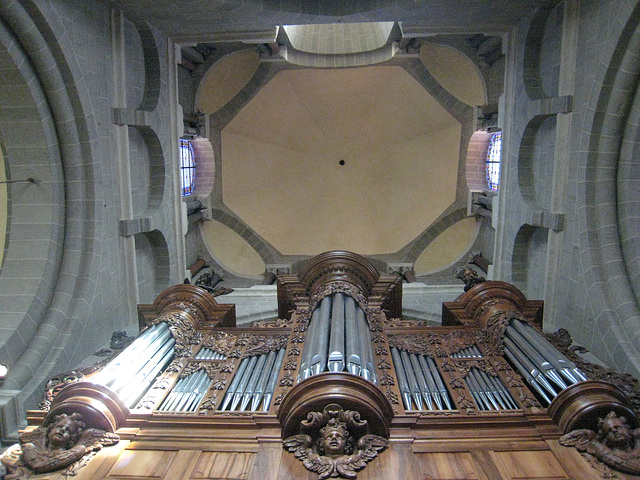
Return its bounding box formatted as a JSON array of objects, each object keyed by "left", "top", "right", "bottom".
[{"left": 222, "top": 65, "right": 461, "bottom": 256}]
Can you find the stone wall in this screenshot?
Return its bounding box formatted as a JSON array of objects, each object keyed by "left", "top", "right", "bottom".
[{"left": 0, "top": 0, "right": 185, "bottom": 440}]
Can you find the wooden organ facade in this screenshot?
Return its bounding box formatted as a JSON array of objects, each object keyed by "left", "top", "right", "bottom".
[{"left": 4, "top": 251, "right": 640, "bottom": 479}]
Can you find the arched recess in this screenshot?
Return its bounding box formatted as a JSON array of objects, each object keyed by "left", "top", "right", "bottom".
[
  {"left": 130, "top": 125, "right": 165, "bottom": 216},
  {"left": 190, "top": 137, "right": 215, "bottom": 198},
  {"left": 512, "top": 224, "right": 548, "bottom": 299},
  {"left": 135, "top": 229, "right": 170, "bottom": 304},
  {"left": 518, "top": 114, "right": 557, "bottom": 212},
  {"left": 522, "top": 1, "right": 563, "bottom": 100},
  {"left": 132, "top": 20, "right": 161, "bottom": 111},
  {"left": 579, "top": 1, "right": 640, "bottom": 374},
  {"left": 465, "top": 130, "right": 495, "bottom": 191}
]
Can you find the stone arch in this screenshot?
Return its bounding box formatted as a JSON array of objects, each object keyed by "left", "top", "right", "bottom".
[
  {"left": 135, "top": 229, "right": 171, "bottom": 303},
  {"left": 511, "top": 224, "right": 548, "bottom": 298},
  {"left": 518, "top": 114, "right": 557, "bottom": 211},
  {"left": 579, "top": 2, "right": 640, "bottom": 373},
  {"left": 0, "top": 0, "right": 100, "bottom": 416},
  {"left": 522, "top": 2, "right": 563, "bottom": 100},
  {"left": 129, "top": 125, "right": 165, "bottom": 216}
]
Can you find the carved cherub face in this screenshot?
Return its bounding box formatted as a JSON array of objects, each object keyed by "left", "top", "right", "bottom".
[
  {"left": 322, "top": 426, "right": 347, "bottom": 457},
  {"left": 46, "top": 414, "right": 83, "bottom": 449},
  {"left": 601, "top": 416, "right": 633, "bottom": 450}
]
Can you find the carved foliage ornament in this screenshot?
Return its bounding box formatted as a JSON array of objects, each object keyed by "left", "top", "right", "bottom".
[
  {"left": 560, "top": 411, "right": 640, "bottom": 477},
  {"left": 1, "top": 413, "right": 119, "bottom": 479},
  {"left": 283, "top": 404, "right": 388, "bottom": 479}
]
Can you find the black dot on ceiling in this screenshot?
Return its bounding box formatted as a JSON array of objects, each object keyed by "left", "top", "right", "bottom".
[{"left": 339, "top": 160, "right": 345, "bottom": 166}]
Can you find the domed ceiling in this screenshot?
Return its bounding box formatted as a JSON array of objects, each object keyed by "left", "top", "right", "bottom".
[{"left": 221, "top": 65, "right": 461, "bottom": 255}]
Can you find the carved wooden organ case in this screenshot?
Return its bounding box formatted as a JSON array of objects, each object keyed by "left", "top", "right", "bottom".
[{"left": 22, "top": 251, "right": 639, "bottom": 480}]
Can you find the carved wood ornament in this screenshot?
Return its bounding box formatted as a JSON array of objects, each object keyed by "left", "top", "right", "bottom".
[{"left": 283, "top": 404, "right": 388, "bottom": 479}]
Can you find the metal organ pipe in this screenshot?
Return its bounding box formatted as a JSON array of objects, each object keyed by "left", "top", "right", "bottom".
[
  {"left": 328, "top": 293, "right": 346, "bottom": 373},
  {"left": 298, "top": 293, "right": 376, "bottom": 384},
  {"left": 221, "top": 348, "right": 286, "bottom": 413},
  {"left": 503, "top": 318, "right": 587, "bottom": 406},
  {"left": 391, "top": 347, "right": 453, "bottom": 411},
  {"left": 91, "top": 322, "right": 175, "bottom": 408}
]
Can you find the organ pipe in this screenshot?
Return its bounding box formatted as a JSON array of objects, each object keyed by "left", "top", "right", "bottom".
[
  {"left": 391, "top": 347, "right": 453, "bottom": 411},
  {"left": 91, "top": 322, "right": 175, "bottom": 408},
  {"left": 298, "top": 293, "right": 376, "bottom": 384},
  {"left": 503, "top": 318, "right": 587, "bottom": 406},
  {"left": 221, "top": 348, "right": 286, "bottom": 413}
]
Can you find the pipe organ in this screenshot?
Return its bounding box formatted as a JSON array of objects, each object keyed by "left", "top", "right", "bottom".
[{"left": 11, "top": 251, "right": 639, "bottom": 480}]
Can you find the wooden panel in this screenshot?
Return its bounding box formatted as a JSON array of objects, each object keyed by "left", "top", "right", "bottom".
[
  {"left": 247, "top": 443, "right": 284, "bottom": 480},
  {"left": 190, "top": 451, "right": 255, "bottom": 479},
  {"left": 108, "top": 449, "right": 176, "bottom": 478},
  {"left": 492, "top": 450, "right": 569, "bottom": 480},
  {"left": 416, "top": 452, "right": 480, "bottom": 480}
]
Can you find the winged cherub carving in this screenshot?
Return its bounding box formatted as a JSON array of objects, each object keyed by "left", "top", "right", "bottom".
[
  {"left": 559, "top": 411, "right": 640, "bottom": 476},
  {"left": 283, "top": 404, "right": 388, "bottom": 479},
  {"left": 4, "top": 412, "right": 119, "bottom": 477}
]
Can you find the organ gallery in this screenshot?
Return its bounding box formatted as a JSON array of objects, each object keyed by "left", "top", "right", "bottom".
[{"left": 1, "top": 251, "right": 638, "bottom": 479}]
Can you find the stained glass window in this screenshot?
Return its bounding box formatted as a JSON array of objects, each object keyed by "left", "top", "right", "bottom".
[
  {"left": 486, "top": 132, "right": 501, "bottom": 191},
  {"left": 180, "top": 138, "right": 195, "bottom": 196}
]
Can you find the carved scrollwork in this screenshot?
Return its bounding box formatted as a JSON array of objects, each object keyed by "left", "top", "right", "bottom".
[
  {"left": 202, "top": 331, "right": 237, "bottom": 355},
  {"left": 283, "top": 404, "right": 388, "bottom": 480},
  {"left": 243, "top": 335, "right": 289, "bottom": 357}
]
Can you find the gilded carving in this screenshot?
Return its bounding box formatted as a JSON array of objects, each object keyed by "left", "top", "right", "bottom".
[
  {"left": 560, "top": 411, "right": 640, "bottom": 477},
  {"left": 283, "top": 404, "right": 388, "bottom": 479}
]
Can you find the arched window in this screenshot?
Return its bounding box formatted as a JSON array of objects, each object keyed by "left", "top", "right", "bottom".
[
  {"left": 486, "top": 131, "right": 501, "bottom": 191},
  {"left": 180, "top": 138, "right": 195, "bottom": 196}
]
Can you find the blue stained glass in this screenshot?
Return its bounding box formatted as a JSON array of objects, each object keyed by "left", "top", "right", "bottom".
[
  {"left": 180, "top": 139, "right": 195, "bottom": 196},
  {"left": 486, "top": 132, "right": 501, "bottom": 191}
]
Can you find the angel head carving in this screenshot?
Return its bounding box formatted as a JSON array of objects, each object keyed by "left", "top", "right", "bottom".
[
  {"left": 560, "top": 410, "right": 640, "bottom": 476},
  {"left": 597, "top": 411, "right": 635, "bottom": 451},
  {"left": 283, "top": 404, "right": 388, "bottom": 479},
  {"left": 46, "top": 413, "right": 85, "bottom": 450},
  {"left": 318, "top": 418, "right": 353, "bottom": 458},
  {"left": 2, "top": 412, "right": 120, "bottom": 476}
]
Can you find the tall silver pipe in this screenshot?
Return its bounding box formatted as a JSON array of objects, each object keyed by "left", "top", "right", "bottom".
[
  {"left": 465, "top": 372, "right": 488, "bottom": 410},
  {"left": 511, "top": 319, "right": 585, "bottom": 383},
  {"left": 221, "top": 357, "right": 250, "bottom": 411},
  {"left": 263, "top": 348, "right": 286, "bottom": 412},
  {"left": 486, "top": 373, "right": 518, "bottom": 410},
  {"left": 298, "top": 308, "right": 320, "bottom": 381},
  {"left": 252, "top": 350, "right": 277, "bottom": 411},
  {"left": 328, "top": 293, "right": 346, "bottom": 372},
  {"left": 130, "top": 345, "right": 175, "bottom": 408},
  {"left": 230, "top": 355, "right": 258, "bottom": 411},
  {"left": 400, "top": 350, "right": 423, "bottom": 410},
  {"left": 314, "top": 296, "right": 332, "bottom": 375},
  {"left": 506, "top": 326, "right": 567, "bottom": 389},
  {"left": 121, "top": 340, "right": 175, "bottom": 407},
  {"left": 427, "top": 356, "right": 452, "bottom": 410},
  {"left": 93, "top": 323, "right": 166, "bottom": 387},
  {"left": 345, "top": 296, "right": 361, "bottom": 376},
  {"left": 471, "top": 369, "right": 502, "bottom": 410},
  {"left": 409, "top": 353, "right": 433, "bottom": 411},
  {"left": 504, "top": 336, "right": 562, "bottom": 397},
  {"left": 240, "top": 354, "right": 267, "bottom": 411},
  {"left": 391, "top": 347, "right": 412, "bottom": 410},
  {"left": 417, "top": 355, "right": 442, "bottom": 410},
  {"left": 504, "top": 344, "right": 554, "bottom": 405},
  {"left": 360, "top": 308, "right": 377, "bottom": 384},
  {"left": 109, "top": 327, "right": 173, "bottom": 393},
  {"left": 175, "top": 370, "right": 207, "bottom": 411}
]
